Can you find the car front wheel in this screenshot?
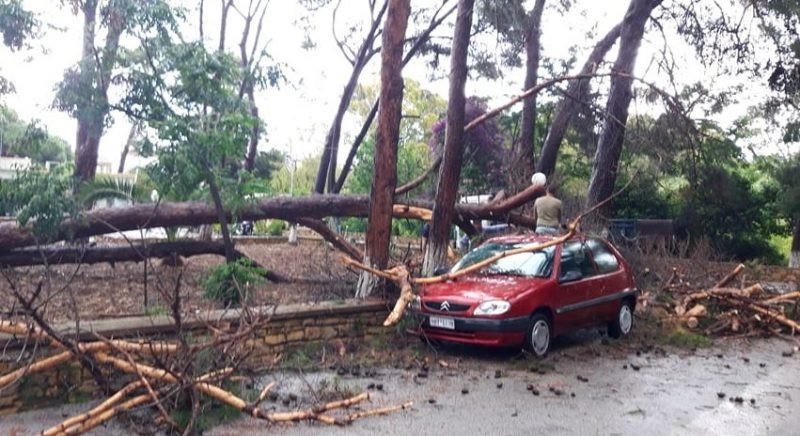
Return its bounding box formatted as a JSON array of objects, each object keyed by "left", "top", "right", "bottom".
[
  {"left": 524, "top": 313, "right": 552, "bottom": 357},
  {"left": 608, "top": 300, "right": 634, "bottom": 339}
]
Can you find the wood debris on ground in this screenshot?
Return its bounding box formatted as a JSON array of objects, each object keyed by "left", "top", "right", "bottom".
[{"left": 640, "top": 263, "right": 800, "bottom": 338}]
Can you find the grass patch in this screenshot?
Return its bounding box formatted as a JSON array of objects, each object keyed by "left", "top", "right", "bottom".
[
  {"left": 660, "top": 328, "right": 713, "bottom": 348},
  {"left": 280, "top": 342, "right": 323, "bottom": 371},
  {"left": 144, "top": 305, "right": 169, "bottom": 317}
]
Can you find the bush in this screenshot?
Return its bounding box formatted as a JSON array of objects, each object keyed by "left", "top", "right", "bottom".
[{"left": 202, "top": 258, "right": 266, "bottom": 305}]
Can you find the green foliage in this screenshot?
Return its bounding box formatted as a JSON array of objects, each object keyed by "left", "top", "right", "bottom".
[
  {"left": 344, "top": 80, "right": 444, "bottom": 197},
  {"left": 0, "top": 164, "right": 76, "bottom": 241},
  {"left": 202, "top": 258, "right": 266, "bottom": 305},
  {"left": 77, "top": 175, "right": 149, "bottom": 208},
  {"left": 660, "top": 328, "right": 713, "bottom": 349},
  {"left": 772, "top": 153, "right": 800, "bottom": 221},
  {"left": 0, "top": 0, "right": 36, "bottom": 51},
  {"left": 0, "top": 105, "right": 73, "bottom": 163},
  {"left": 258, "top": 219, "right": 285, "bottom": 236},
  {"left": 270, "top": 154, "right": 320, "bottom": 196}
]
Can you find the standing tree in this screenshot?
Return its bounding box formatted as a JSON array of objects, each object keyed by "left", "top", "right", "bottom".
[
  {"left": 356, "top": 0, "right": 411, "bottom": 298},
  {"left": 537, "top": 22, "right": 621, "bottom": 177},
  {"left": 55, "top": 0, "right": 130, "bottom": 183},
  {"left": 585, "top": 0, "right": 662, "bottom": 220},
  {"left": 422, "top": 0, "right": 475, "bottom": 276},
  {"left": 314, "top": 0, "right": 389, "bottom": 194},
  {"left": 118, "top": 14, "right": 267, "bottom": 268},
  {"left": 519, "top": 0, "right": 546, "bottom": 175}
]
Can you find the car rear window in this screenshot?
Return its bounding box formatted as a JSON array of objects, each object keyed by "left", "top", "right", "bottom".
[
  {"left": 587, "top": 239, "right": 620, "bottom": 274},
  {"left": 450, "top": 242, "right": 555, "bottom": 278}
]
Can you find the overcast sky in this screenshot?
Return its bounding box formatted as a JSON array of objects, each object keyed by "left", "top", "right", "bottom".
[{"left": 0, "top": 0, "right": 793, "bottom": 172}]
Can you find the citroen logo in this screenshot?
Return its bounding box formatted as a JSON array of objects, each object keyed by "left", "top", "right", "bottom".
[{"left": 440, "top": 301, "right": 451, "bottom": 311}]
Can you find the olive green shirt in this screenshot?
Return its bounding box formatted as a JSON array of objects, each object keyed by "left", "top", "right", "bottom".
[{"left": 534, "top": 195, "right": 562, "bottom": 228}]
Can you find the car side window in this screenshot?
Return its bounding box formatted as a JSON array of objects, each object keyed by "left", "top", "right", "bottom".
[
  {"left": 587, "top": 239, "right": 620, "bottom": 274},
  {"left": 559, "top": 241, "right": 596, "bottom": 280}
]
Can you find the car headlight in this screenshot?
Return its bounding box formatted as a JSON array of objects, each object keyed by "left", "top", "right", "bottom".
[
  {"left": 474, "top": 300, "right": 510, "bottom": 315},
  {"left": 409, "top": 296, "right": 421, "bottom": 311}
]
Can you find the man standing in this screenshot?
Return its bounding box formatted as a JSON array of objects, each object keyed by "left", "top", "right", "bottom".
[{"left": 533, "top": 182, "right": 562, "bottom": 235}]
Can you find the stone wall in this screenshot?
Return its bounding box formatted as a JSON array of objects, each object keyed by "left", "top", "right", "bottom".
[{"left": 0, "top": 299, "right": 389, "bottom": 416}]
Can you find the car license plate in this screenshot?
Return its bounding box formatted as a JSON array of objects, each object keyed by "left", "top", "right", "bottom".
[{"left": 429, "top": 315, "right": 455, "bottom": 330}]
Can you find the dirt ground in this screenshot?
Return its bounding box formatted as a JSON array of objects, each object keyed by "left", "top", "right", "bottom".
[{"left": 0, "top": 241, "right": 357, "bottom": 323}]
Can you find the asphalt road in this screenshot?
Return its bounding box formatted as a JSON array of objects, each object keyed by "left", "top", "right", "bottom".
[
  {"left": 213, "top": 339, "right": 800, "bottom": 436},
  {"left": 2, "top": 339, "right": 798, "bottom": 435}
]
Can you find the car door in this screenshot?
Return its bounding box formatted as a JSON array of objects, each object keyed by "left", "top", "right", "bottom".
[
  {"left": 553, "top": 240, "right": 599, "bottom": 333},
  {"left": 585, "top": 238, "right": 630, "bottom": 321}
]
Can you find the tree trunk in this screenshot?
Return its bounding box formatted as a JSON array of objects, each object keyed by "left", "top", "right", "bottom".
[
  {"left": 585, "top": 0, "right": 661, "bottom": 221},
  {"left": 790, "top": 218, "right": 800, "bottom": 268},
  {"left": 519, "top": 0, "right": 546, "bottom": 178},
  {"left": 117, "top": 122, "right": 138, "bottom": 174},
  {"left": 206, "top": 176, "right": 236, "bottom": 262},
  {"left": 243, "top": 91, "right": 260, "bottom": 171},
  {"left": 314, "top": 1, "right": 388, "bottom": 194},
  {"left": 422, "top": 0, "right": 475, "bottom": 276},
  {"left": 537, "top": 23, "right": 621, "bottom": 177},
  {"left": 0, "top": 241, "right": 232, "bottom": 267},
  {"left": 332, "top": 3, "right": 458, "bottom": 193},
  {"left": 73, "top": 0, "right": 125, "bottom": 184},
  {"left": 0, "top": 194, "right": 542, "bottom": 252},
  {"left": 355, "top": 0, "right": 411, "bottom": 298}
]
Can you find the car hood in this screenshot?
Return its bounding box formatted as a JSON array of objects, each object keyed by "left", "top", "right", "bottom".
[{"left": 422, "top": 275, "right": 545, "bottom": 301}]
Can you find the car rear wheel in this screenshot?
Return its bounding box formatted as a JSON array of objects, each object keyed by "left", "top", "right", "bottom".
[
  {"left": 524, "top": 313, "right": 552, "bottom": 357},
  {"left": 608, "top": 300, "right": 634, "bottom": 339}
]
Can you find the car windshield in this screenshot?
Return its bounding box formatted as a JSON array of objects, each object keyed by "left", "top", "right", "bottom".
[{"left": 450, "top": 242, "right": 555, "bottom": 278}]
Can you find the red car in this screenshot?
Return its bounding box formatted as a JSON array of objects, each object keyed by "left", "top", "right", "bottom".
[{"left": 410, "top": 233, "right": 638, "bottom": 357}]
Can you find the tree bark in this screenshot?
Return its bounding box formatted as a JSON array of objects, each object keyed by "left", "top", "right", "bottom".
[
  {"left": 356, "top": 0, "right": 411, "bottom": 298},
  {"left": 537, "top": 23, "right": 621, "bottom": 177},
  {"left": 422, "top": 0, "right": 475, "bottom": 276},
  {"left": 239, "top": 1, "right": 269, "bottom": 172},
  {"left": 314, "top": 1, "right": 388, "bottom": 194},
  {"left": 585, "top": 0, "right": 661, "bottom": 221},
  {"left": 0, "top": 194, "right": 541, "bottom": 252},
  {"left": 0, "top": 241, "right": 234, "bottom": 267},
  {"left": 206, "top": 175, "right": 236, "bottom": 262},
  {"left": 790, "top": 218, "right": 800, "bottom": 268},
  {"left": 117, "top": 122, "right": 138, "bottom": 174},
  {"left": 519, "top": 0, "right": 546, "bottom": 177},
  {"left": 332, "top": 2, "right": 458, "bottom": 193},
  {"left": 73, "top": 0, "right": 125, "bottom": 183}
]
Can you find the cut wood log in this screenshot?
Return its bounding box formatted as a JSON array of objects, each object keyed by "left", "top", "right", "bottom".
[
  {"left": 676, "top": 284, "right": 763, "bottom": 314},
  {"left": 763, "top": 292, "right": 800, "bottom": 305},
  {"left": 713, "top": 263, "right": 745, "bottom": 289},
  {"left": 737, "top": 302, "right": 800, "bottom": 333}
]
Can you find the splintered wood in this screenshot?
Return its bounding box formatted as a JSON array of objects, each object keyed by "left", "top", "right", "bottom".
[{"left": 661, "top": 264, "right": 800, "bottom": 337}]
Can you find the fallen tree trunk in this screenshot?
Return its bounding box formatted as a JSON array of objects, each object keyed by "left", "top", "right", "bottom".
[
  {"left": 0, "top": 241, "right": 233, "bottom": 267},
  {"left": 0, "top": 241, "right": 293, "bottom": 283},
  {"left": 0, "top": 195, "right": 538, "bottom": 252}
]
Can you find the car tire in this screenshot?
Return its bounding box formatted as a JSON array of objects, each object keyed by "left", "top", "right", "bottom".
[
  {"left": 524, "top": 313, "right": 552, "bottom": 357},
  {"left": 608, "top": 300, "right": 634, "bottom": 339}
]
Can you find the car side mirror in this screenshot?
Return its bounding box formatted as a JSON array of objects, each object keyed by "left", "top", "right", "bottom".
[
  {"left": 433, "top": 267, "right": 450, "bottom": 276},
  {"left": 559, "top": 270, "right": 582, "bottom": 283}
]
